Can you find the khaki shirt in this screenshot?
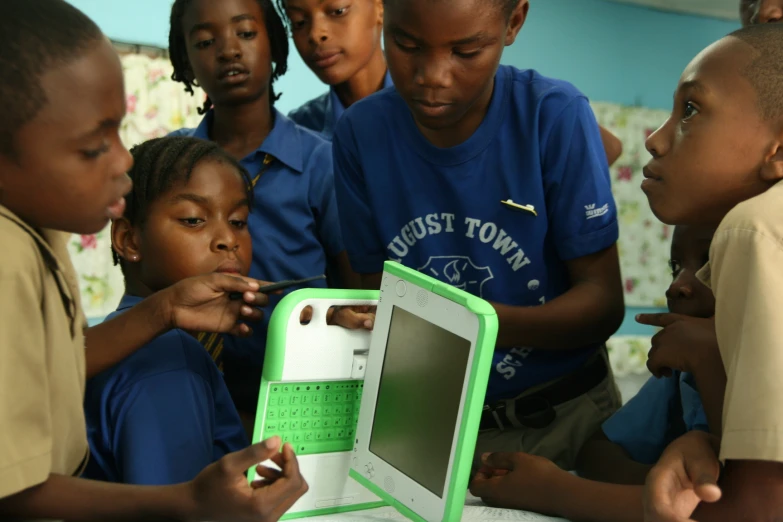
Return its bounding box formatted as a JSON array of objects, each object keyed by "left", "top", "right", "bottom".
[
  {"left": 698, "top": 180, "right": 783, "bottom": 463},
  {"left": 0, "top": 205, "right": 88, "bottom": 500}
]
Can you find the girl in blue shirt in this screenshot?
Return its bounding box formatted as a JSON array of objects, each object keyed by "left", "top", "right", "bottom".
[
  {"left": 168, "top": 0, "right": 368, "bottom": 424},
  {"left": 281, "top": 0, "right": 392, "bottom": 139},
  {"left": 85, "top": 136, "right": 260, "bottom": 485}
]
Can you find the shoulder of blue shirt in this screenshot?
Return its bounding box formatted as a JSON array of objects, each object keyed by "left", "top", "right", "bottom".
[
  {"left": 334, "top": 66, "right": 590, "bottom": 139},
  {"left": 287, "top": 91, "right": 330, "bottom": 134},
  {"left": 601, "top": 371, "right": 709, "bottom": 464},
  {"left": 86, "top": 296, "right": 224, "bottom": 393},
  {"left": 168, "top": 108, "right": 332, "bottom": 177}
]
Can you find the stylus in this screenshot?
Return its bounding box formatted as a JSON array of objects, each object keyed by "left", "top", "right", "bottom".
[{"left": 229, "top": 275, "right": 327, "bottom": 300}]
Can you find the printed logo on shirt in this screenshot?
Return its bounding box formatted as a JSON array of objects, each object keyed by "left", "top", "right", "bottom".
[
  {"left": 496, "top": 346, "right": 535, "bottom": 381},
  {"left": 386, "top": 214, "right": 532, "bottom": 273},
  {"left": 585, "top": 203, "right": 609, "bottom": 220},
  {"left": 418, "top": 256, "right": 494, "bottom": 297}
]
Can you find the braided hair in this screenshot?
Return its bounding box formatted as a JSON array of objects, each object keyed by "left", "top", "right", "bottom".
[
  {"left": 169, "top": 0, "right": 289, "bottom": 114},
  {"left": 112, "top": 136, "right": 253, "bottom": 267}
]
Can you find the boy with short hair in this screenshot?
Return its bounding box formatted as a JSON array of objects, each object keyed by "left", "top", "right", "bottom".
[
  {"left": 333, "top": 0, "right": 625, "bottom": 470},
  {"left": 639, "top": 23, "right": 783, "bottom": 522},
  {"left": 0, "top": 1, "right": 307, "bottom": 519}
]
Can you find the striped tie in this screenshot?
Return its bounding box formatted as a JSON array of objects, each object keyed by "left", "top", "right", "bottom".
[
  {"left": 196, "top": 154, "right": 275, "bottom": 370},
  {"left": 197, "top": 332, "right": 224, "bottom": 372}
]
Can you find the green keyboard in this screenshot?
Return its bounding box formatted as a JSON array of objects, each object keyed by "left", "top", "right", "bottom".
[{"left": 261, "top": 380, "right": 363, "bottom": 456}]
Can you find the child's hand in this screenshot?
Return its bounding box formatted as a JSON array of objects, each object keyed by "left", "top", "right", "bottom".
[
  {"left": 643, "top": 431, "right": 722, "bottom": 522},
  {"left": 164, "top": 274, "right": 278, "bottom": 336},
  {"left": 188, "top": 436, "right": 308, "bottom": 522},
  {"left": 635, "top": 314, "right": 720, "bottom": 378},
  {"left": 327, "top": 305, "right": 376, "bottom": 330},
  {"left": 469, "top": 452, "right": 565, "bottom": 515}
]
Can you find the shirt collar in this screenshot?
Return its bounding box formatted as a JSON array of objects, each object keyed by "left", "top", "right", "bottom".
[
  {"left": 117, "top": 294, "right": 144, "bottom": 311},
  {"left": 0, "top": 205, "right": 66, "bottom": 276},
  {"left": 192, "top": 108, "right": 305, "bottom": 173},
  {"left": 324, "top": 70, "right": 394, "bottom": 136}
]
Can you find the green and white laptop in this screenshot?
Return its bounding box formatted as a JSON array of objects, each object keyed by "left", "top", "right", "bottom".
[
  {"left": 249, "top": 288, "right": 385, "bottom": 519},
  {"left": 349, "top": 261, "right": 498, "bottom": 522}
]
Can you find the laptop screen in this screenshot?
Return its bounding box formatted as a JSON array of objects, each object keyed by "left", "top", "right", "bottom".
[{"left": 369, "top": 305, "right": 472, "bottom": 497}]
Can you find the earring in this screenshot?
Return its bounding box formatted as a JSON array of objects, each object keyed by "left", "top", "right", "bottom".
[{"left": 130, "top": 254, "right": 139, "bottom": 262}]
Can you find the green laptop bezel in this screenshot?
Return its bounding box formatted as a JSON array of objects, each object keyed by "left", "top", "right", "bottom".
[
  {"left": 249, "top": 288, "right": 386, "bottom": 519},
  {"left": 349, "top": 261, "right": 498, "bottom": 522}
]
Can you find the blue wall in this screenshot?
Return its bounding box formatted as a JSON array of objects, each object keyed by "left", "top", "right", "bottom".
[
  {"left": 70, "top": 0, "right": 736, "bottom": 334},
  {"left": 70, "top": 0, "right": 738, "bottom": 112}
]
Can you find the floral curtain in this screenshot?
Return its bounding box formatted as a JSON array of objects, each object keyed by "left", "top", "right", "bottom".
[
  {"left": 67, "top": 50, "right": 205, "bottom": 320},
  {"left": 592, "top": 102, "right": 672, "bottom": 309}
]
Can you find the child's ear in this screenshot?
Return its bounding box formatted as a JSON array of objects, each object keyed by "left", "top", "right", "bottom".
[
  {"left": 375, "top": 0, "right": 384, "bottom": 26},
  {"left": 111, "top": 218, "right": 142, "bottom": 264},
  {"left": 761, "top": 141, "right": 783, "bottom": 183},
  {"left": 505, "top": 0, "right": 529, "bottom": 46}
]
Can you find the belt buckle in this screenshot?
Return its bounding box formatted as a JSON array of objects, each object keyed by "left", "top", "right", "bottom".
[{"left": 482, "top": 403, "right": 507, "bottom": 431}]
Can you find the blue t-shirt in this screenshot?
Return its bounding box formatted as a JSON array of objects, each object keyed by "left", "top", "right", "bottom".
[
  {"left": 334, "top": 65, "right": 618, "bottom": 401},
  {"left": 602, "top": 372, "right": 709, "bottom": 465},
  {"left": 288, "top": 71, "right": 394, "bottom": 140},
  {"left": 82, "top": 295, "right": 248, "bottom": 485},
  {"left": 171, "top": 110, "right": 343, "bottom": 366}
]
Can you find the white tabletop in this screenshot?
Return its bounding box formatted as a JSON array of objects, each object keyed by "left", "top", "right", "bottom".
[{"left": 309, "top": 494, "right": 568, "bottom": 521}]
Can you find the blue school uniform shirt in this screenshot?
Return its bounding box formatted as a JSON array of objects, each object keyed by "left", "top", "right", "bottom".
[
  {"left": 82, "top": 295, "right": 248, "bottom": 485},
  {"left": 602, "top": 372, "right": 709, "bottom": 465},
  {"left": 334, "top": 65, "right": 618, "bottom": 402},
  {"left": 288, "top": 71, "right": 394, "bottom": 139},
  {"left": 170, "top": 110, "right": 342, "bottom": 366}
]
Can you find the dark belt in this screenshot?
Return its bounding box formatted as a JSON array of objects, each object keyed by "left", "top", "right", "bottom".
[{"left": 480, "top": 348, "right": 609, "bottom": 431}]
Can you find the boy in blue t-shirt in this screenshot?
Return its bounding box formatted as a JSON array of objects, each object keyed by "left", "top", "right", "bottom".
[
  {"left": 467, "top": 225, "right": 714, "bottom": 520},
  {"left": 83, "top": 137, "right": 251, "bottom": 485},
  {"left": 333, "top": 0, "right": 624, "bottom": 469},
  {"left": 167, "top": 0, "right": 371, "bottom": 425}
]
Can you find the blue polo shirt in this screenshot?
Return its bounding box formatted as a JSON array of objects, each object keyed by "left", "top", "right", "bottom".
[
  {"left": 288, "top": 71, "right": 394, "bottom": 139},
  {"left": 334, "top": 65, "right": 618, "bottom": 402},
  {"left": 82, "top": 295, "right": 247, "bottom": 485},
  {"left": 171, "top": 110, "right": 343, "bottom": 366},
  {"left": 602, "top": 372, "right": 709, "bottom": 465}
]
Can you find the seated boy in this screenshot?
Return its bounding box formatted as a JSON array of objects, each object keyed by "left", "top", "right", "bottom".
[
  {"left": 577, "top": 225, "right": 716, "bottom": 486},
  {"left": 640, "top": 23, "right": 783, "bottom": 522},
  {"left": 83, "top": 137, "right": 250, "bottom": 485},
  {"left": 468, "top": 225, "right": 717, "bottom": 521}
]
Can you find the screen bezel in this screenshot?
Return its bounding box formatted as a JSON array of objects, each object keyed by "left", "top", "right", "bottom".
[{"left": 352, "top": 275, "right": 480, "bottom": 521}]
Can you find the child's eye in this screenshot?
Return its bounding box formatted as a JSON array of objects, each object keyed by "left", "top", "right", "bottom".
[
  {"left": 238, "top": 31, "right": 257, "bottom": 39},
  {"left": 230, "top": 219, "right": 248, "bottom": 229},
  {"left": 683, "top": 101, "right": 699, "bottom": 120},
  {"left": 81, "top": 143, "right": 110, "bottom": 160},
  {"left": 668, "top": 259, "right": 682, "bottom": 279},
  {"left": 180, "top": 218, "right": 205, "bottom": 227},
  {"left": 331, "top": 7, "right": 348, "bottom": 16},
  {"left": 454, "top": 49, "right": 481, "bottom": 59},
  {"left": 290, "top": 19, "right": 306, "bottom": 30},
  {"left": 194, "top": 39, "right": 214, "bottom": 50},
  {"left": 394, "top": 38, "right": 418, "bottom": 53}
]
